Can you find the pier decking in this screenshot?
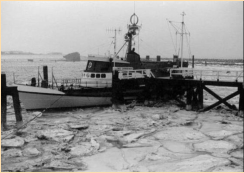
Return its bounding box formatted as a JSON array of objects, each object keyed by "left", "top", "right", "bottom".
[{"left": 112, "top": 68, "right": 243, "bottom": 115}]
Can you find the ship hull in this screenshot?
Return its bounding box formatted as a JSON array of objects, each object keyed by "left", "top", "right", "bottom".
[{"left": 17, "top": 85, "right": 112, "bottom": 110}]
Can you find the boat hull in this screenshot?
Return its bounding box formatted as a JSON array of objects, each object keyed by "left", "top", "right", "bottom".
[{"left": 16, "top": 85, "right": 112, "bottom": 110}]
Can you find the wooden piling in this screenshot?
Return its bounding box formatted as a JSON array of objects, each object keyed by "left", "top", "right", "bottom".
[
  {"left": 192, "top": 55, "right": 194, "bottom": 68},
  {"left": 43, "top": 65, "right": 48, "bottom": 81},
  {"left": 12, "top": 91, "right": 22, "bottom": 122},
  {"left": 41, "top": 65, "right": 48, "bottom": 88},
  {"left": 186, "top": 87, "right": 193, "bottom": 110},
  {"left": 1, "top": 73, "right": 7, "bottom": 129},
  {"left": 192, "top": 87, "right": 198, "bottom": 110},
  {"left": 157, "top": 56, "right": 161, "bottom": 62},
  {"left": 112, "top": 70, "right": 125, "bottom": 105},
  {"left": 1, "top": 92, "right": 7, "bottom": 129},
  {"left": 1, "top": 73, "right": 22, "bottom": 130},
  {"left": 238, "top": 85, "right": 243, "bottom": 116},
  {"left": 198, "top": 83, "right": 204, "bottom": 109}
]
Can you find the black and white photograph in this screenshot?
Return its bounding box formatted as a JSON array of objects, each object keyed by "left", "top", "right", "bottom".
[{"left": 1, "top": 1, "right": 243, "bottom": 172}]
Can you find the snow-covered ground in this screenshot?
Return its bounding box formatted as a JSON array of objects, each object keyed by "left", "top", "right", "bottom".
[{"left": 1, "top": 101, "right": 243, "bottom": 172}]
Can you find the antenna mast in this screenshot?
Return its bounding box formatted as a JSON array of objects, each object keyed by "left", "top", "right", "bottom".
[
  {"left": 114, "top": 29, "right": 118, "bottom": 58},
  {"left": 107, "top": 28, "right": 121, "bottom": 58},
  {"left": 168, "top": 12, "right": 191, "bottom": 66}
]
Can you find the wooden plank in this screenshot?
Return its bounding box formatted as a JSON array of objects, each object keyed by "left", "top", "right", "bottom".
[
  {"left": 200, "top": 90, "right": 239, "bottom": 112},
  {"left": 203, "top": 85, "right": 236, "bottom": 110}
]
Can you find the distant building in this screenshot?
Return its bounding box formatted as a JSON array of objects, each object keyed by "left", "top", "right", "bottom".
[{"left": 63, "top": 52, "right": 80, "bottom": 61}]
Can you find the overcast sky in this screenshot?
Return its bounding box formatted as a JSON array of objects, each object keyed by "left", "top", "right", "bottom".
[{"left": 1, "top": 1, "right": 243, "bottom": 59}]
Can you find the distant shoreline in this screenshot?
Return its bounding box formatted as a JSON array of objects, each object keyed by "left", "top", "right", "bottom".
[
  {"left": 1, "top": 54, "right": 243, "bottom": 64},
  {"left": 1, "top": 51, "right": 62, "bottom": 56}
]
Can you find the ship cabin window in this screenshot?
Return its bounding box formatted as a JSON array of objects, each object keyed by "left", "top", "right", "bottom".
[
  {"left": 91, "top": 74, "right": 95, "bottom": 78},
  {"left": 85, "top": 61, "right": 111, "bottom": 72},
  {"left": 96, "top": 74, "right": 100, "bottom": 78},
  {"left": 101, "top": 74, "right": 106, "bottom": 78}
]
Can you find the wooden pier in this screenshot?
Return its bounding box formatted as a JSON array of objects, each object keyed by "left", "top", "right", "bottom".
[
  {"left": 1, "top": 73, "right": 22, "bottom": 130},
  {"left": 112, "top": 68, "right": 243, "bottom": 115}
]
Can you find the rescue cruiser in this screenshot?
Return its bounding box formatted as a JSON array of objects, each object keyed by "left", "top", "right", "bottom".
[{"left": 16, "top": 13, "right": 188, "bottom": 110}]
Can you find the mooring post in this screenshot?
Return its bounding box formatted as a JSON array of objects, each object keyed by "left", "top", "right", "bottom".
[
  {"left": 192, "top": 55, "right": 194, "bottom": 68},
  {"left": 41, "top": 65, "right": 48, "bottom": 88},
  {"left": 1, "top": 73, "right": 7, "bottom": 129}
]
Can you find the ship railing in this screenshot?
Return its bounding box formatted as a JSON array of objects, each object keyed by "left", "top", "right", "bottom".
[
  {"left": 170, "top": 68, "right": 243, "bottom": 82},
  {"left": 117, "top": 69, "right": 155, "bottom": 79},
  {"left": 55, "top": 78, "right": 112, "bottom": 88},
  {"left": 113, "top": 67, "right": 133, "bottom": 71}
]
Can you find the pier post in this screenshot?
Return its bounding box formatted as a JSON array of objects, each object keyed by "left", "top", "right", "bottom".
[
  {"left": 1, "top": 73, "right": 7, "bottom": 129},
  {"left": 186, "top": 87, "right": 193, "bottom": 110},
  {"left": 192, "top": 87, "right": 199, "bottom": 110},
  {"left": 1, "top": 73, "right": 23, "bottom": 130},
  {"left": 157, "top": 55, "right": 161, "bottom": 62},
  {"left": 198, "top": 83, "right": 204, "bottom": 109},
  {"left": 238, "top": 84, "right": 243, "bottom": 117},
  {"left": 146, "top": 55, "right": 150, "bottom": 61},
  {"left": 12, "top": 91, "right": 22, "bottom": 122},
  {"left": 192, "top": 55, "right": 194, "bottom": 68},
  {"left": 43, "top": 65, "right": 48, "bottom": 81},
  {"left": 41, "top": 65, "right": 48, "bottom": 88},
  {"left": 112, "top": 70, "right": 125, "bottom": 110}
]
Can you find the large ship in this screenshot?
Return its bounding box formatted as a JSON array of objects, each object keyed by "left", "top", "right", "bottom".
[{"left": 16, "top": 13, "right": 188, "bottom": 110}]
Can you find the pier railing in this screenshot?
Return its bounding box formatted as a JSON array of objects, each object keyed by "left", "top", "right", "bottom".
[
  {"left": 117, "top": 69, "right": 155, "bottom": 79},
  {"left": 170, "top": 68, "right": 243, "bottom": 82}
]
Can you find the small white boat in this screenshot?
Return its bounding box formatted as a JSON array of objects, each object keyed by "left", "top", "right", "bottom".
[{"left": 17, "top": 85, "right": 112, "bottom": 110}]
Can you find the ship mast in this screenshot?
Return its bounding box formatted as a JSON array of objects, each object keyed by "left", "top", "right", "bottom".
[
  {"left": 113, "top": 28, "right": 121, "bottom": 58},
  {"left": 115, "top": 13, "right": 141, "bottom": 59},
  {"left": 168, "top": 12, "right": 190, "bottom": 68},
  {"left": 114, "top": 29, "right": 117, "bottom": 58},
  {"left": 180, "top": 12, "right": 186, "bottom": 68},
  {"left": 125, "top": 13, "right": 140, "bottom": 55}
]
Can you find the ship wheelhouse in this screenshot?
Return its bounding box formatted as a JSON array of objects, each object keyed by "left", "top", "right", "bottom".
[
  {"left": 84, "top": 57, "right": 130, "bottom": 73},
  {"left": 81, "top": 56, "right": 130, "bottom": 88}
]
